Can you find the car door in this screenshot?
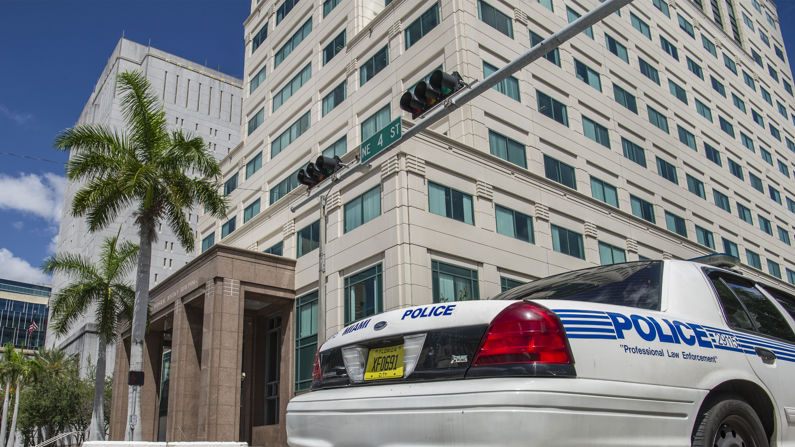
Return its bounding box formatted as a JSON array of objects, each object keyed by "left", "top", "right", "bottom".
[{"left": 708, "top": 271, "right": 795, "bottom": 445}]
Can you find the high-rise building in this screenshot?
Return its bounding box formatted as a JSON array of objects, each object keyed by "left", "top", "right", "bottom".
[
  {"left": 0, "top": 278, "right": 49, "bottom": 352},
  {"left": 49, "top": 37, "right": 243, "bottom": 374},
  {"left": 110, "top": 0, "right": 795, "bottom": 444}
]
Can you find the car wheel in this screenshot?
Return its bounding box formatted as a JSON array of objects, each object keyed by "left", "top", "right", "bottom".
[{"left": 692, "top": 395, "right": 769, "bottom": 447}]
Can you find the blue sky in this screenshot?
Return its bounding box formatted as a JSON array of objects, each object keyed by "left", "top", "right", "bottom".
[{"left": 1, "top": 0, "right": 795, "bottom": 284}]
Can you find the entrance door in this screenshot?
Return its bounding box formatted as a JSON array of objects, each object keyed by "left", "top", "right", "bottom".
[
  {"left": 264, "top": 316, "right": 282, "bottom": 426},
  {"left": 156, "top": 349, "right": 171, "bottom": 442}
]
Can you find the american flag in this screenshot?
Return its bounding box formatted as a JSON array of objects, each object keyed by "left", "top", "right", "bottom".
[{"left": 27, "top": 320, "right": 38, "bottom": 336}]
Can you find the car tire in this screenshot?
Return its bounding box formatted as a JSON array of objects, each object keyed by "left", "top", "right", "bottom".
[{"left": 692, "top": 395, "right": 769, "bottom": 447}]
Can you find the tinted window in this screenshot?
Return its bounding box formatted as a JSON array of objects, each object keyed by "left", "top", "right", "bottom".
[
  {"left": 708, "top": 271, "right": 795, "bottom": 342},
  {"left": 760, "top": 286, "right": 795, "bottom": 322},
  {"left": 494, "top": 261, "right": 662, "bottom": 310}
]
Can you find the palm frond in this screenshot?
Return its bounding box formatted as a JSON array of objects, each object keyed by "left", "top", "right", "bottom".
[
  {"left": 117, "top": 71, "right": 168, "bottom": 156},
  {"left": 164, "top": 199, "right": 195, "bottom": 251},
  {"left": 165, "top": 131, "right": 220, "bottom": 178},
  {"left": 192, "top": 178, "right": 228, "bottom": 219},
  {"left": 54, "top": 123, "right": 127, "bottom": 157},
  {"left": 72, "top": 177, "right": 134, "bottom": 231},
  {"left": 41, "top": 253, "right": 98, "bottom": 282},
  {"left": 111, "top": 283, "right": 136, "bottom": 323},
  {"left": 49, "top": 282, "right": 98, "bottom": 336}
]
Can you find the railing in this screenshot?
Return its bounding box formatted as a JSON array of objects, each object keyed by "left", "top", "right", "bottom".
[{"left": 32, "top": 430, "right": 83, "bottom": 447}]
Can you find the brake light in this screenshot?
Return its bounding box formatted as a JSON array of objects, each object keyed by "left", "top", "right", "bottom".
[
  {"left": 312, "top": 349, "right": 322, "bottom": 383},
  {"left": 472, "top": 301, "right": 573, "bottom": 366}
]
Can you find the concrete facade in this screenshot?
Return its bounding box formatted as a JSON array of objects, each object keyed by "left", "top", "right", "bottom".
[{"left": 48, "top": 38, "right": 243, "bottom": 375}]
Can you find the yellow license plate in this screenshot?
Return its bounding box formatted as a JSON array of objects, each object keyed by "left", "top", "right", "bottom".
[{"left": 364, "top": 345, "right": 404, "bottom": 380}]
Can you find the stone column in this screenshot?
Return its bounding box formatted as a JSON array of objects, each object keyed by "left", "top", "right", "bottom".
[
  {"left": 198, "top": 278, "right": 244, "bottom": 441},
  {"left": 167, "top": 299, "right": 203, "bottom": 441}
]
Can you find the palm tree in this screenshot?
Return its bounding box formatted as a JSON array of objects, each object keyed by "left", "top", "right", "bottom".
[
  {"left": 0, "top": 343, "right": 17, "bottom": 447},
  {"left": 4, "top": 348, "right": 36, "bottom": 447},
  {"left": 54, "top": 70, "right": 227, "bottom": 440},
  {"left": 41, "top": 229, "right": 138, "bottom": 441}
]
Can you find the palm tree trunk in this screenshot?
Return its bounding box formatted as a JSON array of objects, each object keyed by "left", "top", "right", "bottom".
[
  {"left": 89, "top": 338, "right": 107, "bottom": 441},
  {"left": 126, "top": 224, "right": 154, "bottom": 441},
  {"left": 0, "top": 379, "right": 10, "bottom": 446},
  {"left": 6, "top": 379, "right": 21, "bottom": 447}
]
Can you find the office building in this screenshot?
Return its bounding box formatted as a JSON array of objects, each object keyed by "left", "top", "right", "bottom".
[
  {"left": 0, "top": 278, "right": 49, "bottom": 352},
  {"left": 110, "top": 0, "right": 795, "bottom": 445},
  {"left": 49, "top": 37, "right": 243, "bottom": 375}
]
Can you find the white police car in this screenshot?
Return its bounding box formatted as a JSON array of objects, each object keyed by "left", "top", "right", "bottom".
[{"left": 287, "top": 257, "right": 795, "bottom": 447}]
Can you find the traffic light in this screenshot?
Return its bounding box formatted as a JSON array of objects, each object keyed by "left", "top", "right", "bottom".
[
  {"left": 400, "top": 70, "right": 465, "bottom": 119},
  {"left": 297, "top": 155, "right": 344, "bottom": 188}
]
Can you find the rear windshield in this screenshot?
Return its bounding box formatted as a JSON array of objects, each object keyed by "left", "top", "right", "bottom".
[{"left": 494, "top": 261, "right": 663, "bottom": 311}]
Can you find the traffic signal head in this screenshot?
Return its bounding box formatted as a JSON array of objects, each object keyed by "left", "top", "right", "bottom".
[
  {"left": 429, "top": 70, "right": 465, "bottom": 96},
  {"left": 400, "top": 70, "right": 466, "bottom": 119},
  {"left": 296, "top": 156, "right": 344, "bottom": 189},
  {"left": 297, "top": 165, "right": 318, "bottom": 188},
  {"left": 315, "top": 155, "right": 342, "bottom": 176},
  {"left": 400, "top": 91, "right": 427, "bottom": 119}
]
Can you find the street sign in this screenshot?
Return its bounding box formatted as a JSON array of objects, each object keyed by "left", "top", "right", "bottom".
[{"left": 360, "top": 118, "right": 401, "bottom": 163}]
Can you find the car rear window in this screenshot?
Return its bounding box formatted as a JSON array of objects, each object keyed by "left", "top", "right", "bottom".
[
  {"left": 494, "top": 261, "right": 662, "bottom": 311},
  {"left": 759, "top": 285, "right": 795, "bottom": 322}
]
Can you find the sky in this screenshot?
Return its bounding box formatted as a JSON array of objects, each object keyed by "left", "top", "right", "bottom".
[{"left": 1, "top": 0, "right": 795, "bottom": 285}]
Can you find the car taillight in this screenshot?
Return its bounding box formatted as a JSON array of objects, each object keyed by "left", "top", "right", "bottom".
[
  {"left": 312, "top": 349, "right": 322, "bottom": 383},
  {"left": 472, "top": 301, "right": 573, "bottom": 366}
]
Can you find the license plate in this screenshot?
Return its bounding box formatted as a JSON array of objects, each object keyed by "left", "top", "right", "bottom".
[{"left": 364, "top": 345, "right": 404, "bottom": 380}]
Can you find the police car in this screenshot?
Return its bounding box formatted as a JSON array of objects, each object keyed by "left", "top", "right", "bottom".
[{"left": 286, "top": 257, "right": 795, "bottom": 447}]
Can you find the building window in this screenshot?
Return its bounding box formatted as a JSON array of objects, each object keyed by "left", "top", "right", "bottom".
[
  {"left": 250, "top": 65, "right": 267, "bottom": 94},
  {"left": 322, "top": 81, "right": 346, "bottom": 117},
  {"left": 737, "top": 203, "right": 753, "bottom": 224},
  {"left": 273, "top": 64, "right": 312, "bottom": 112},
  {"left": 551, "top": 224, "right": 585, "bottom": 259},
  {"left": 778, "top": 226, "right": 791, "bottom": 245},
  {"left": 678, "top": 14, "right": 694, "bottom": 37},
  {"left": 322, "top": 136, "right": 347, "bottom": 159},
  {"left": 361, "top": 104, "right": 391, "bottom": 142},
  {"left": 488, "top": 130, "right": 526, "bottom": 168},
  {"left": 789, "top": 269, "right": 795, "bottom": 285},
  {"left": 704, "top": 143, "right": 721, "bottom": 166},
  {"left": 647, "top": 106, "right": 669, "bottom": 133},
  {"left": 605, "top": 34, "right": 629, "bottom": 63},
  {"left": 631, "top": 12, "right": 651, "bottom": 39},
  {"left": 652, "top": 0, "right": 670, "bottom": 17},
  {"left": 639, "top": 58, "right": 660, "bottom": 84},
  {"left": 613, "top": 84, "right": 637, "bottom": 113},
  {"left": 263, "top": 241, "right": 283, "bottom": 256},
  {"left": 432, "top": 261, "right": 480, "bottom": 303},
  {"left": 221, "top": 217, "right": 236, "bottom": 238},
  {"left": 271, "top": 110, "right": 311, "bottom": 158},
  {"left": 746, "top": 249, "right": 762, "bottom": 270},
  {"left": 656, "top": 157, "right": 678, "bottom": 184},
  {"left": 767, "top": 260, "right": 782, "bottom": 279},
  {"left": 669, "top": 80, "right": 687, "bottom": 104},
  {"left": 582, "top": 116, "right": 610, "bottom": 148},
  {"left": 270, "top": 167, "right": 301, "bottom": 204},
  {"left": 710, "top": 76, "right": 726, "bottom": 97},
  {"left": 405, "top": 3, "right": 440, "bottom": 49},
  {"left": 622, "top": 137, "right": 646, "bottom": 168},
  {"left": 246, "top": 152, "right": 262, "bottom": 179},
  {"left": 243, "top": 199, "right": 261, "bottom": 223},
  {"left": 322, "top": 30, "right": 346, "bottom": 65},
  {"left": 501, "top": 277, "right": 525, "bottom": 292},
  {"left": 741, "top": 133, "right": 754, "bottom": 152},
  {"left": 323, "top": 0, "right": 340, "bottom": 17},
  {"left": 360, "top": 46, "right": 389, "bottom": 86},
  {"left": 566, "top": 7, "right": 593, "bottom": 38},
  {"left": 538, "top": 0, "right": 553, "bottom": 11},
  {"left": 743, "top": 71, "right": 756, "bottom": 90},
  {"left": 483, "top": 61, "right": 520, "bottom": 101},
  {"left": 723, "top": 237, "right": 739, "bottom": 258},
  {"left": 686, "top": 174, "right": 706, "bottom": 199},
  {"left": 760, "top": 147, "right": 772, "bottom": 165},
  {"left": 599, "top": 241, "right": 626, "bottom": 265},
  {"left": 702, "top": 35, "right": 717, "bottom": 57},
  {"left": 630, "top": 195, "right": 656, "bottom": 223},
  {"left": 769, "top": 186, "right": 782, "bottom": 205},
  {"left": 223, "top": 173, "right": 239, "bottom": 197},
  {"left": 344, "top": 264, "right": 383, "bottom": 324},
  {"left": 544, "top": 155, "right": 576, "bottom": 189},
  {"left": 659, "top": 36, "right": 679, "bottom": 60},
  {"left": 749, "top": 173, "right": 764, "bottom": 193},
  {"left": 590, "top": 176, "right": 618, "bottom": 207},
  {"left": 719, "top": 116, "right": 735, "bottom": 138},
  {"left": 248, "top": 108, "right": 265, "bottom": 135},
  {"left": 769, "top": 124, "right": 781, "bottom": 141},
  {"left": 252, "top": 23, "right": 268, "bottom": 53},
  {"left": 294, "top": 291, "right": 318, "bottom": 392},
  {"left": 723, "top": 54, "right": 737, "bottom": 74},
  {"left": 695, "top": 225, "right": 714, "bottom": 249},
  {"left": 778, "top": 160, "right": 790, "bottom": 178},
  {"left": 536, "top": 91, "right": 568, "bottom": 126},
  {"left": 678, "top": 125, "right": 696, "bottom": 150},
  {"left": 428, "top": 182, "right": 474, "bottom": 225},
  {"left": 344, "top": 186, "right": 381, "bottom": 233},
  {"left": 478, "top": 0, "right": 513, "bottom": 38},
  {"left": 687, "top": 57, "right": 704, "bottom": 79},
  {"left": 574, "top": 59, "right": 601, "bottom": 91},
  {"left": 728, "top": 159, "right": 743, "bottom": 180},
  {"left": 529, "top": 30, "right": 560, "bottom": 66},
  {"left": 201, "top": 232, "right": 215, "bottom": 252},
  {"left": 275, "top": 0, "right": 299, "bottom": 25},
  {"left": 760, "top": 87, "right": 772, "bottom": 105},
  {"left": 732, "top": 94, "right": 746, "bottom": 113},
  {"left": 695, "top": 99, "right": 712, "bottom": 122},
  {"left": 713, "top": 189, "right": 731, "bottom": 213},
  {"left": 758, "top": 215, "right": 772, "bottom": 235},
  {"left": 274, "top": 19, "right": 312, "bottom": 68},
  {"left": 296, "top": 220, "right": 320, "bottom": 258},
  {"left": 495, "top": 204, "right": 534, "bottom": 243}
]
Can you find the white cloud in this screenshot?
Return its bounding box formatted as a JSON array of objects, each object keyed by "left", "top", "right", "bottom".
[
  {"left": 48, "top": 234, "right": 59, "bottom": 254},
  {"left": 0, "top": 105, "right": 33, "bottom": 126},
  {"left": 0, "top": 172, "right": 65, "bottom": 222},
  {"left": 0, "top": 248, "right": 50, "bottom": 284}
]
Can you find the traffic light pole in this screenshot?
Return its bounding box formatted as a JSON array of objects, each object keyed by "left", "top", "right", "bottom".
[{"left": 291, "top": 0, "right": 633, "bottom": 341}]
